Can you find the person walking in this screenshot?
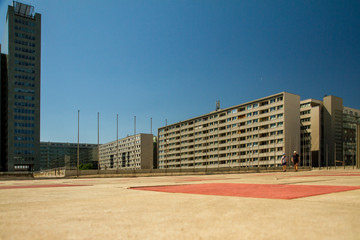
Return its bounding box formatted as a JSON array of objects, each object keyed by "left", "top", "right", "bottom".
[
  {"left": 281, "top": 153, "right": 287, "bottom": 172},
  {"left": 291, "top": 151, "right": 300, "bottom": 172}
]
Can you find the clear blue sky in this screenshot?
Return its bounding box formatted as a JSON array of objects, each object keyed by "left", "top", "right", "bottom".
[{"left": 1, "top": 0, "right": 359, "bottom": 144}]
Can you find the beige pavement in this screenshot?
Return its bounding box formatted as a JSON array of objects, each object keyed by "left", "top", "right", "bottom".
[{"left": 0, "top": 169, "right": 359, "bottom": 240}]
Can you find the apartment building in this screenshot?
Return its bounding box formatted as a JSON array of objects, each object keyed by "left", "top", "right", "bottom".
[
  {"left": 0, "top": 2, "right": 41, "bottom": 171},
  {"left": 299, "top": 98, "right": 322, "bottom": 166},
  {"left": 158, "top": 92, "right": 300, "bottom": 169},
  {"left": 99, "top": 134, "right": 154, "bottom": 170},
  {"left": 343, "top": 107, "right": 360, "bottom": 165},
  {"left": 40, "top": 142, "right": 98, "bottom": 170},
  {"left": 297, "top": 95, "right": 360, "bottom": 167}
]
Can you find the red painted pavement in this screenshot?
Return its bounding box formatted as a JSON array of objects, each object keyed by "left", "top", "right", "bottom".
[
  {"left": 131, "top": 183, "right": 360, "bottom": 200},
  {"left": 0, "top": 184, "right": 90, "bottom": 190},
  {"left": 288, "top": 174, "right": 360, "bottom": 178}
]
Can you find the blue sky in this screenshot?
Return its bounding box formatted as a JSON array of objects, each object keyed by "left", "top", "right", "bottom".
[{"left": 1, "top": 0, "right": 359, "bottom": 144}]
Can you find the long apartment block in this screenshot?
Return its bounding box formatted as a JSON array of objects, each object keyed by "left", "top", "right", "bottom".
[
  {"left": 99, "top": 133, "right": 154, "bottom": 170},
  {"left": 158, "top": 92, "right": 300, "bottom": 169}
]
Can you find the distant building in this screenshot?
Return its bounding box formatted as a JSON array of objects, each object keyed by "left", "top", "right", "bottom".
[
  {"left": 342, "top": 107, "right": 359, "bottom": 165},
  {"left": 40, "top": 142, "right": 98, "bottom": 170},
  {"left": 99, "top": 134, "right": 154, "bottom": 170},
  {"left": 300, "top": 95, "right": 360, "bottom": 167},
  {"left": 1, "top": 2, "right": 41, "bottom": 171},
  {"left": 299, "top": 98, "right": 323, "bottom": 166}
]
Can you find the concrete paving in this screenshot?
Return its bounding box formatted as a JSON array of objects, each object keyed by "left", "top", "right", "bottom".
[{"left": 0, "top": 169, "right": 359, "bottom": 240}]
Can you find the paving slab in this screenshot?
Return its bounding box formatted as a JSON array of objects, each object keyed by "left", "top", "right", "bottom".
[{"left": 0, "top": 169, "right": 359, "bottom": 240}]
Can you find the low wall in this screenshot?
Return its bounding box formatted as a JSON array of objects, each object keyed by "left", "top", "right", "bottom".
[
  {"left": 63, "top": 166, "right": 312, "bottom": 178},
  {"left": 33, "top": 168, "right": 65, "bottom": 178},
  {"left": 0, "top": 172, "right": 34, "bottom": 180}
]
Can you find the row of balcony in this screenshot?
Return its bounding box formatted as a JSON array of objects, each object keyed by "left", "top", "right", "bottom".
[
  {"left": 160, "top": 104, "right": 285, "bottom": 134},
  {"left": 161, "top": 118, "right": 285, "bottom": 137}
]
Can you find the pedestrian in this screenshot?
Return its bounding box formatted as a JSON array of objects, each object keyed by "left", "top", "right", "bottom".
[
  {"left": 281, "top": 153, "right": 287, "bottom": 172},
  {"left": 291, "top": 151, "right": 300, "bottom": 172}
]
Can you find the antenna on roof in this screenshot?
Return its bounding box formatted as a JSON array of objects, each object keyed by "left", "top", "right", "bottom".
[{"left": 216, "top": 100, "right": 220, "bottom": 111}]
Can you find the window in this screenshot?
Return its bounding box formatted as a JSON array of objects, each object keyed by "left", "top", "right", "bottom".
[{"left": 300, "top": 103, "right": 311, "bottom": 108}]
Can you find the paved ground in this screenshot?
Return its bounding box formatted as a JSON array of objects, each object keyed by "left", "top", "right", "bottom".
[{"left": 0, "top": 169, "right": 359, "bottom": 240}]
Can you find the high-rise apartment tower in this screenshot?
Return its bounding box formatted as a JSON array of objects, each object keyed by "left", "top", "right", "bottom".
[{"left": 1, "top": 2, "right": 41, "bottom": 171}]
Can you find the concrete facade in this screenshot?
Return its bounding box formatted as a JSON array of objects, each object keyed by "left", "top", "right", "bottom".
[
  {"left": 40, "top": 142, "right": 98, "bottom": 170},
  {"left": 343, "top": 107, "right": 360, "bottom": 166},
  {"left": 0, "top": 2, "right": 41, "bottom": 171},
  {"left": 159, "top": 92, "right": 360, "bottom": 169},
  {"left": 323, "top": 95, "right": 343, "bottom": 166},
  {"left": 158, "top": 92, "right": 300, "bottom": 169},
  {"left": 99, "top": 133, "right": 154, "bottom": 170},
  {"left": 300, "top": 99, "right": 323, "bottom": 167},
  {"left": 300, "top": 96, "right": 360, "bottom": 167}
]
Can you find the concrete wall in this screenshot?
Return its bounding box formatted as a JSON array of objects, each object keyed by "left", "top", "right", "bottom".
[
  {"left": 33, "top": 168, "right": 65, "bottom": 178},
  {"left": 323, "top": 95, "right": 343, "bottom": 165},
  {"left": 63, "top": 166, "right": 312, "bottom": 178},
  {"left": 284, "top": 92, "right": 300, "bottom": 159},
  {"left": 140, "top": 134, "right": 154, "bottom": 169}
]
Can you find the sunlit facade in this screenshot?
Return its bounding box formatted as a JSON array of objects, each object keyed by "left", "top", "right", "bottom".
[{"left": 1, "top": 2, "right": 41, "bottom": 171}]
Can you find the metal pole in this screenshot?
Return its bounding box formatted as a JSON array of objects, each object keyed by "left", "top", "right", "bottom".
[
  {"left": 302, "top": 132, "right": 305, "bottom": 168},
  {"left": 274, "top": 132, "right": 276, "bottom": 171},
  {"left": 134, "top": 116, "right": 136, "bottom": 171},
  {"left": 98, "top": 112, "right": 100, "bottom": 172},
  {"left": 180, "top": 122, "right": 182, "bottom": 172},
  {"left": 334, "top": 143, "right": 337, "bottom": 170},
  {"left": 166, "top": 119, "right": 168, "bottom": 171},
  {"left": 150, "top": 117, "right": 152, "bottom": 135},
  {"left": 257, "top": 127, "right": 259, "bottom": 169},
  {"left": 206, "top": 125, "right": 208, "bottom": 172},
  {"left": 228, "top": 138, "right": 231, "bottom": 169},
  {"left": 343, "top": 142, "right": 346, "bottom": 170},
  {"left": 357, "top": 124, "right": 360, "bottom": 169},
  {"left": 334, "top": 143, "right": 336, "bottom": 170},
  {"left": 309, "top": 135, "right": 312, "bottom": 168},
  {"left": 117, "top": 114, "right": 119, "bottom": 172},
  {"left": 238, "top": 123, "right": 241, "bottom": 170},
  {"left": 326, "top": 144, "right": 328, "bottom": 170},
  {"left": 256, "top": 130, "right": 258, "bottom": 171},
  {"left": 77, "top": 110, "right": 80, "bottom": 177},
  {"left": 217, "top": 121, "right": 220, "bottom": 170},
  {"left": 318, "top": 138, "right": 320, "bottom": 170},
  {"left": 194, "top": 120, "right": 196, "bottom": 171}
]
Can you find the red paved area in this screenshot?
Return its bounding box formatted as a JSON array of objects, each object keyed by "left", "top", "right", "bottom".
[
  {"left": 288, "top": 174, "right": 360, "bottom": 177},
  {"left": 177, "top": 178, "right": 225, "bottom": 182},
  {"left": 0, "top": 184, "right": 90, "bottom": 190},
  {"left": 132, "top": 183, "right": 360, "bottom": 199}
]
